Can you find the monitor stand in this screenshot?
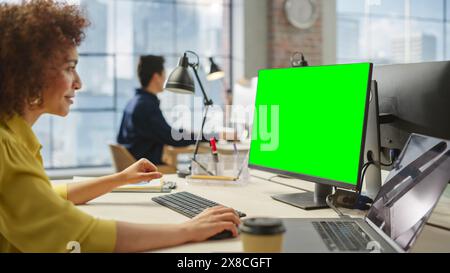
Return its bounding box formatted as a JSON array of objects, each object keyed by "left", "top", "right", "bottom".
[
  {"left": 272, "top": 184, "right": 332, "bottom": 210},
  {"left": 363, "top": 80, "right": 382, "bottom": 199}
]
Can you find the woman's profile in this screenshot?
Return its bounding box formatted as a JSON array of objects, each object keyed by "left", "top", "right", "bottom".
[{"left": 0, "top": 0, "right": 239, "bottom": 253}]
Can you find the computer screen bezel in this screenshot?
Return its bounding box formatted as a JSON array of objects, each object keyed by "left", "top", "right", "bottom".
[{"left": 248, "top": 63, "right": 374, "bottom": 191}]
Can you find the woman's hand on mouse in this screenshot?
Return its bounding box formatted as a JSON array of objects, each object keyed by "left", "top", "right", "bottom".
[{"left": 181, "top": 206, "right": 241, "bottom": 242}]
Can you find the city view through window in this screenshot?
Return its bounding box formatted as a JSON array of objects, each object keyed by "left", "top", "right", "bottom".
[
  {"left": 24, "top": 0, "right": 232, "bottom": 169},
  {"left": 3, "top": 0, "right": 449, "bottom": 169},
  {"left": 338, "top": 0, "right": 450, "bottom": 64}
]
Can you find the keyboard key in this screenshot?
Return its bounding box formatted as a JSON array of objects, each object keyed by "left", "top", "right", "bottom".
[
  {"left": 313, "top": 221, "right": 373, "bottom": 252},
  {"left": 152, "top": 191, "right": 247, "bottom": 219}
]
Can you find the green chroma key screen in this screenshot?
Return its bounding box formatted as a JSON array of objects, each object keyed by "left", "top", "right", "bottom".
[{"left": 249, "top": 63, "right": 373, "bottom": 188}]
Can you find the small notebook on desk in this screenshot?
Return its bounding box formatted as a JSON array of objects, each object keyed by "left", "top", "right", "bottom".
[{"left": 72, "top": 176, "right": 175, "bottom": 193}]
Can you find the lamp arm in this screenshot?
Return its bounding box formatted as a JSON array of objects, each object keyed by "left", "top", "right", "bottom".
[
  {"left": 192, "top": 104, "right": 210, "bottom": 160},
  {"left": 190, "top": 104, "right": 215, "bottom": 176},
  {"left": 190, "top": 63, "right": 214, "bottom": 106},
  {"left": 180, "top": 50, "right": 215, "bottom": 174}
]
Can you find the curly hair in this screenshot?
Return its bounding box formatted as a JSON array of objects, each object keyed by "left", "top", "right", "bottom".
[{"left": 0, "top": 0, "right": 90, "bottom": 122}]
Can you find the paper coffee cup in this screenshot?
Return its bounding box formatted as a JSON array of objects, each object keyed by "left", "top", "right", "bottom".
[{"left": 239, "top": 218, "right": 286, "bottom": 253}]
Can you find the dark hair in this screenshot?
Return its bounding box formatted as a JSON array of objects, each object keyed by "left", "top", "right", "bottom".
[
  {"left": 0, "top": 0, "right": 89, "bottom": 122},
  {"left": 137, "top": 55, "right": 165, "bottom": 89}
]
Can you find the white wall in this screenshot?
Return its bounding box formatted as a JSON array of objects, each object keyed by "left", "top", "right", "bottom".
[
  {"left": 232, "top": 0, "right": 268, "bottom": 81},
  {"left": 322, "top": 0, "right": 337, "bottom": 65},
  {"left": 232, "top": 0, "right": 337, "bottom": 82}
]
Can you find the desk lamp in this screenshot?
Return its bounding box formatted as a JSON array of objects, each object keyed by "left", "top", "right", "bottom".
[
  {"left": 290, "top": 52, "right": 309, "bottom": 67},
  {"left": 206, "top": 57, "right": 225, "bottom": 81},
  {"left": 165, "top": 50, "right": 214, "bottom": 175}
]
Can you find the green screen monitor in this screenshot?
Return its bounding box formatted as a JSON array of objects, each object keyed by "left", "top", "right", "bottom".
[{"left": 249, "top": 63, "right": 373, "bottom": 209}]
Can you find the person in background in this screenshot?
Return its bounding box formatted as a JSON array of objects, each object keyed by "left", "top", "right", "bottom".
[
  {"left": 117, "top": 55, "right": 202, "bottom": 165},
  {"left": 0, "top": 0, "right": 239, "bottom": 253}
]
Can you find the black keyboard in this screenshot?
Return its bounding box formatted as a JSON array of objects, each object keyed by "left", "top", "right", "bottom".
[
  {"left": 312, "top": 221, "right": 373, "bottom": 252},
  {"left": 152, "top": 191, "right": 247, "bottom": 219}
]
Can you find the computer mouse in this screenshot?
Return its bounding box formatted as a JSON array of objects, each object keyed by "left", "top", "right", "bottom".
[{"left": 208, "top": 230, "right": 234, "bottom": 240}]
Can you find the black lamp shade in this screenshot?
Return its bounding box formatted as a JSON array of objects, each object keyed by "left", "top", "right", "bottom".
[
  {"left": 165, "top": 55, "right": 195, "bottom": 94},
  {"left": 207, "top": 57, "right": 225, "bottom": 81}
]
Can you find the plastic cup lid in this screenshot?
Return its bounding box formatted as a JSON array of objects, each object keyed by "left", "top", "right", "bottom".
[{"left": 239, "top": 218, "right": 286, "bottom": 235}]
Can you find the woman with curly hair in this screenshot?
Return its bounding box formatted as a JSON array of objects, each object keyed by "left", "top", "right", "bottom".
[{"left": 0, "top": 0, "right": 240, "bottom": 253}]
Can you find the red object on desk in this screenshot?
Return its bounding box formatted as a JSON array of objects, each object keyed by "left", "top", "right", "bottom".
[
  {"left": 210, "top": 137, "right": 219, "bottom": 162},
  {"left": 210, "top": 137, "right": 217, "bottom": 153}
]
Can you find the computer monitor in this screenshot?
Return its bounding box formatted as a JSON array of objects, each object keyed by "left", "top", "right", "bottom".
[
  {"left": 249, "top": 63, "right": 373, "bottom": 209},
  {"left": 373, "top": 61, "right": 450, "bottom": 165}
]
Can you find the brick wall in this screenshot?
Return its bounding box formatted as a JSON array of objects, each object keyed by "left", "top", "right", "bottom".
[{"left": 268, "top": 0, "right": 323, "bottom": 68}]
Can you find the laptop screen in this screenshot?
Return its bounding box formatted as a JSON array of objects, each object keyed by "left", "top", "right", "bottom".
[{"left": 366, "top": 133, "right": 450, "bottom": 251}]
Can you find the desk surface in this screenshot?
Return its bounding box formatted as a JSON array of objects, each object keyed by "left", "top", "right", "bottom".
[{"left": 59, "top": 170, "right": 450, "bottom": 253}]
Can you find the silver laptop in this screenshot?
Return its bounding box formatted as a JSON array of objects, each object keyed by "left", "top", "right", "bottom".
[{"left": 282, "top": 133, "right": 450, "bottom": 253}]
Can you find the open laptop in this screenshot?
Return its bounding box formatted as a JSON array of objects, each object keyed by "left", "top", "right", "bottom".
[{"left": 282, "top": 133, "right": 450, "bottom": 253}]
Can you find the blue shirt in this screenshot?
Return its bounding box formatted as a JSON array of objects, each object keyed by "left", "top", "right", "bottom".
[{"left": 117, "top": 89, "right": 197, "bottom": 165}]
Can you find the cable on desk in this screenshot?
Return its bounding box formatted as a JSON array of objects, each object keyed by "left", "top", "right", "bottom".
[
  {"left": 425, "top": 222, "right": 450, "bottom": 232},
  {"left": 361, "top": 162, "right": 372, "bottom": 182},
  {"left": 268, "top": 175, "right": 280, "bottom": 181},
  {"left": 326, "top": 193, "right": 348, "bottom": 218},
  {"left": 250, "top": 174, "right": 276, "bottom": 181},
  {"left": 357, "top": 161, "right": 374, "bottom": 194},
  {"left": 380, "top": 160, "right": 393, "bottom": 167}
]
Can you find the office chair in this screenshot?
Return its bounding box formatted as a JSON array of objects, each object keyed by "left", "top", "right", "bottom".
[{"left": 108, "top": 144, "right": 176, "bottom": 174}]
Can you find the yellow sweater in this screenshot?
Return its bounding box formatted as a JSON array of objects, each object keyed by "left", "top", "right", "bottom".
[{"left": 0, "top": 115, "right": 116, "bottom": 252}]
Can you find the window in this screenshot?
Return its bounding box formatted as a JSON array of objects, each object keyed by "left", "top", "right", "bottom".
[
  {"left": 25, "top": 0, "right": 232, "bottom": 169},
  {"left": 337, "top": 0, "right": 449, "bottom": 64}
]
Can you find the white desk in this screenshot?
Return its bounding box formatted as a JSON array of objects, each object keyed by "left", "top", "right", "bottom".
[{"left": 58, "top": 170, "right": 450, "bottom": 253}]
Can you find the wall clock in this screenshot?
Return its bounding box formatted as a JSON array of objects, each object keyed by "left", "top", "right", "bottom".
[{"left": 284, "top": 0, "right": 319, "bottom": 29}]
